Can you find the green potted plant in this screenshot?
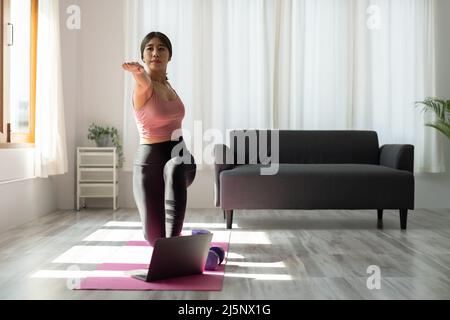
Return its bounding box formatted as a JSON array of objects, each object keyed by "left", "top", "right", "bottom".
[
  {"left": 415, "top": 97, "right": 450, "bottom": 140},
  {"left": 87, "top": 123, "right": 125, "bottom": 167}
]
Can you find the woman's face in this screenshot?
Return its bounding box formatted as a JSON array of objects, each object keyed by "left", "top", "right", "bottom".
[{"left": 143, "top": 37, "right": 171, "bottom": 73}]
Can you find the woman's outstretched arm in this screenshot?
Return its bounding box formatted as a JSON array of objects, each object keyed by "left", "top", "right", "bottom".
[{"left": 122, "top": 62, "right": 153, "bottom": 110}]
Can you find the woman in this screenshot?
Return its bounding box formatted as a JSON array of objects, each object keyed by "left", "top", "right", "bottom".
[{"left": 122, "top": 32, "right": 196, "bottom": 246}]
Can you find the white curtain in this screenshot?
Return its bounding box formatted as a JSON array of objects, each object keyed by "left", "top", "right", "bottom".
[
  {"left": 34, "top": 0, "right": 68, "bottom": 178},
  {"left": 123, "top": 0, "right": 443, "bottom": 173},
  {"left": 351, "top": 0, "right": 443, "bottom": 172}
]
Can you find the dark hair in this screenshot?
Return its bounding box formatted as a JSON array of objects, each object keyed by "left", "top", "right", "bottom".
[{"left": 140, "top": 31, "right": 173, "bottom": 61}]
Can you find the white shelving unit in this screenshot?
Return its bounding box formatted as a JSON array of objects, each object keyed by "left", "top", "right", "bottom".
[{"left": 76, "top": 147, "right": 119, "bottom": 211}]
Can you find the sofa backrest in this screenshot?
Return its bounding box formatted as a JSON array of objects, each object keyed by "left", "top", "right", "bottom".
[{"left": 229, "top": 130, "right": 380, "bottom": 165}]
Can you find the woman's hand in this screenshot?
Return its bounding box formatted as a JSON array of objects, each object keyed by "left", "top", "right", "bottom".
[
  {"left": 123, "top": 62, "right": 152, "bottom": 108},
  {"left": 122, "top": 62, "right": 145, "bottom": 74}
]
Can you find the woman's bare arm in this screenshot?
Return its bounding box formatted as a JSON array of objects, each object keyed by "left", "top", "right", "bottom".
[{"left": 122, "top": 62, "right": 153, "bottom": 109}]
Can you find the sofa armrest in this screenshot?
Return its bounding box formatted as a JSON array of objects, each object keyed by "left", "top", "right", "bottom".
[
  {"left": 213, "top": 144, "right": 235, "bottom": 207},
  {"left": 379, "top": 144, "right": 414, "bottom": 173}
]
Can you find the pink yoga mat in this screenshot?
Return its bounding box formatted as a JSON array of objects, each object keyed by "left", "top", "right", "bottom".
[{"left": 77, "top": 231, "right": 231, "bottom": 291}]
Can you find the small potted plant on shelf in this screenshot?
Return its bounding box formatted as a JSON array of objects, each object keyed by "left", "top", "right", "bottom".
[
  {"left": 87, "top": 123, "right": 125, "bottom": 167},
  {"left": 415, "top": 97, "right": 450, "bottom": 140}
]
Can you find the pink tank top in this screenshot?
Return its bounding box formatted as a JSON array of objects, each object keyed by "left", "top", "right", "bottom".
[{"left": 133, "top": 88, "right": 185, "bottom": 140}]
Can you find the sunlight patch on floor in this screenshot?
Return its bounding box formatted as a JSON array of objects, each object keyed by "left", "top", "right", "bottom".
[
  {"left": 226, "top": 261, "right": 286, "bottom": 268},
  {"left": 52, "top": 245, "right": 153, "bottom": 264},
  {"left": 230, "top": 231, "right": 272, "bottom": 244},
  {"left": 103, "top": 221, "right": 142, "bottom": 228},
  {"left": 224, "top": 273, "right": 292, "bottom": 281},
  {"left": 83, "top": 229, "right": 145, "bottom": 242},
  {"left": 30, "top": 269, "right": 139, "bottom": 279},
  {"left": 102, "top": 221, "right": 239, "bottom": 229}
]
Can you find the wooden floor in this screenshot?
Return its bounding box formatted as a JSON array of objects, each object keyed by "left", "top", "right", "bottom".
[{"left": 0, "top": 208, "right": 450, "bottom": 300}]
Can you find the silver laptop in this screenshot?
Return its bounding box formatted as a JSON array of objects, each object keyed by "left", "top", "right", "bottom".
[{"left": 132, "top": 232, "right": 213, "bottom": 282}]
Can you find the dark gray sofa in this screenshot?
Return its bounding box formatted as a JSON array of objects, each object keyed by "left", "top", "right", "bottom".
[{"left": 213, "top": 130, "right": 415, "bottom": 230}]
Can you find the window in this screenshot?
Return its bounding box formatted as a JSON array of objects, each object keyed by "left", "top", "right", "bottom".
[{"left": 1, "top": 0, "right": 38, "bottom": 144}]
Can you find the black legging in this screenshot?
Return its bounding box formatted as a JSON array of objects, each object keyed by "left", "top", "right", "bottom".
[{"left": 133, "top": 136, "right": 196, "bottom": 246}]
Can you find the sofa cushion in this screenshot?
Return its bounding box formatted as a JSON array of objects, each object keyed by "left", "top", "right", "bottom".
[
  {"left": 229, "top": 130, "right": 380, "bottom": 165},
  {"left": 220, "top": 164, "right": 414, "bottom": 210}
]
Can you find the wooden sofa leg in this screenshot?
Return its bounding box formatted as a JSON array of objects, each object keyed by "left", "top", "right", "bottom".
[
  {"left": 400, "top": 209, "right": 408, "bottom": 230},
  {"left": 377, "top": 209, "right": 383, "bottom": 220},
  {"left": 377, "top": 209, "right": 384, "bottom": 229},
  {"left": 226, "top": 210, "right": 234, "bottom": 229}
]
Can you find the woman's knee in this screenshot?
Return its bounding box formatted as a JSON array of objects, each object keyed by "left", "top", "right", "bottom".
[
  {"left": 163, "top": 157, "right": 186, "bottom": 179},
  {"left": 163, "top": 155, "right": 197, "bottom": 187}
]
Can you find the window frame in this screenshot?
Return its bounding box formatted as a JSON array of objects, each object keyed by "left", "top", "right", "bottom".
[
  {"left": 1, "top": 0, "right": 38, "bottom": 145},
  {"left": 0, "top": 0, "right": 4, "bottom": 137}
]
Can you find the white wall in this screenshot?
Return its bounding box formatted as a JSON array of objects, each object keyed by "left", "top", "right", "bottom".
[
  {"left": 436, "top": 0, "right": 450, "bottom": 98},
  {"left": 0, "top": 177, "right": 57, "bottom": 233},
  {"left": 0, "top": 148, "right": 57, "bottom": 233},
  {"left": 54, "top": 0, "right": 450, "bottom": 211}
]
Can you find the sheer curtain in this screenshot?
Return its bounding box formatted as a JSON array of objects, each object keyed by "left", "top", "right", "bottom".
[
  {"left": 350, "top": 0, "right": 442, "bottom": 172},
  {"left": 123, "top": 0, "right": 443, "bottom": 173},
  {"left": 34, "top": 0, "right": 68, "bottom": 178}
]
